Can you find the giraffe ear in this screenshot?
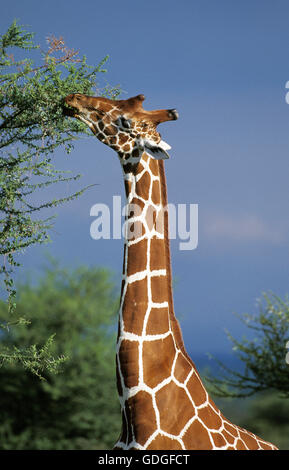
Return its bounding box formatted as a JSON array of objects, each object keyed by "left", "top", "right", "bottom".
[{"left": 143, "top": 139, "right": 171, "bottom": 160}]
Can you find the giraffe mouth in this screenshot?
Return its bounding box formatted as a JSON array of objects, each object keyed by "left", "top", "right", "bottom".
[{"left": 62, "top": 100, "right": 77, "bottom": 117}]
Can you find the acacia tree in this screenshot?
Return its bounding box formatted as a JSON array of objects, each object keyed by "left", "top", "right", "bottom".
[
  {"left": 0, "top": 21, "right": 120, "bottom": 375},
  {"left": 206, "top": 292, "right": 289, "bottom": 398}
]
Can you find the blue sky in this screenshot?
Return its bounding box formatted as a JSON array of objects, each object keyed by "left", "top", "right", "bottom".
[{"left": 2, "top": 0, "right": 289, "bottom": 363}]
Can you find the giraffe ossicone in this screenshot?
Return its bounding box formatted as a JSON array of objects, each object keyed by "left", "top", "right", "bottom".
[{"left": 64, "top": 92, "right": 278, "bottom": 450}]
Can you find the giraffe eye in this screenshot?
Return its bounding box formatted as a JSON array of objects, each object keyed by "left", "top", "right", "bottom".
[{"left": 118, "top": 116, "right": 132, "bottom": 129}]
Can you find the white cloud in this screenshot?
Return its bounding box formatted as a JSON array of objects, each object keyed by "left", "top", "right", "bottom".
[{"left": 204, "top": 213, "right": 285, "bottom": 245}]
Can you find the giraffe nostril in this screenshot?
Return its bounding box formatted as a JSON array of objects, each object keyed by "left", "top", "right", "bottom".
[{"left": 168, "top": 109, "right": 179, "bottom": 120}]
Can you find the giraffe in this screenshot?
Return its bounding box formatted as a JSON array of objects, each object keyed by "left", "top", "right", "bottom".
[{"left": 64, "top": 93, "right": 278, "bottom": 450}]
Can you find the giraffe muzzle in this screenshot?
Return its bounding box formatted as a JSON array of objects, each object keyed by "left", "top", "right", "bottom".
[{"left": 62, "top": 98, "right": 76, "bottom": 117}]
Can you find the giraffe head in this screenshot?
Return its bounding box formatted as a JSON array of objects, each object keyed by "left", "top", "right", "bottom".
[{"left": 64, "top": 93, "right": 178, "bottom": 162}]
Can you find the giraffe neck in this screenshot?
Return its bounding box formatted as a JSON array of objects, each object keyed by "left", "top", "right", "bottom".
[
  {"left": 117, "top": 153, "right": 193, "bottom": 375},
  {"left": 116, "top": 154, "right": 177, "bottom": 390},
  {"left": 115, "top": 153, "right": 194, "bottom": 447}
]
